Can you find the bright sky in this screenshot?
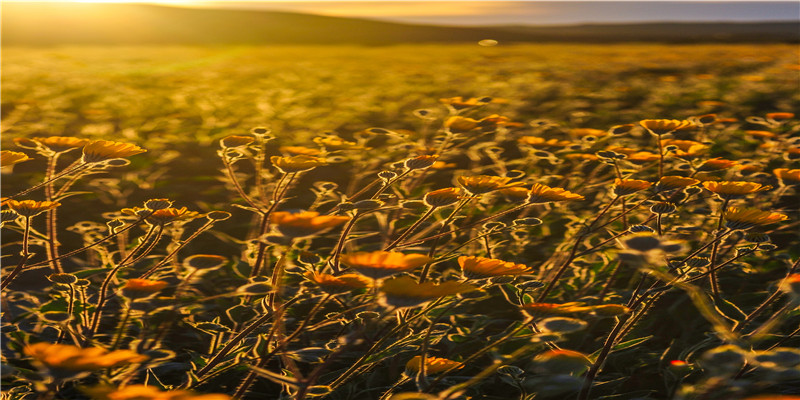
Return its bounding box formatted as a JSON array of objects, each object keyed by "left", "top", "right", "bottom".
[{"left": 4, "top": 1, "right": 799, "bottom": 25}]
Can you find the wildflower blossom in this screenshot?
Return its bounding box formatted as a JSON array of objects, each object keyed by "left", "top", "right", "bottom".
[
  {"left": 640, "top": 119, "right": 696, "bottom": 135},
  {"left": 305, "top": 271, "right": 371, "bottom": 294},
  {"left": 423, "top": 187, "right": 463, "bottom": 207},
  {"left": 279, "top": 145, "right": 322, "bottom": 156},
  {"left": 697, "top": 158, "right": 738, "bottom": 172},
  {"left": 4, "top": 200, "right": 60, "bottom": 217},
  {"left": 379, "top": 276, "right": 476, "bottom": 308},
  {"left": 31, "top": 136, "right": 91, "bottom": 153},
  {"left": 1, "top": 151, "right": 31, "bottom": 167},
  {"left": 81, "top": 140, "right": 146, "bottom": 163},
  {"left": 404, "top": 155, "right": 438, "bottom": 170},
  {"left": 271, "top": 155, "right": 326, "bottom": 173},
  {"left": 123, "top": 279, "right": 168, "bottom": 293},
  {"left": 661, "top": 139, "right": 707, "bottom": 159},
  {"left": 723, "top": 207, "right": 788, "bottom": 230},
  {"left": 654, "top": 176, "right": 700, "bottom": 192},
  {"left": 774, "top": 168, "right": 800, "bottom": 185},
  {"left": 270, "top": 211, "right": 349, "bottom": 238},
  {"left": 405, "top": 356, "right": 462, "bottom": 374},
  {"left": 612, "top": 179, "right": 652, "bottom": 196},
  {"left": 122, "top": 207, "right": 201, "bottom": 225},
  {"left": 340, "top": 251, "right": 431, "bottom": 279},
  {"left": 457, "top": 175, "right": 522, "bottom": 195},
  {"left": 24, "top": 343, "right": 148, "bottom": 373},
  {"left": 458, "top": 256, "right": 530, "bottom": 279},
  {"left": 766, "top": 112, "right": 794, "bottom": 121},
  {"left": 570, "top": 128, "right": 607, "bottom": 138},
  {"left": 439, "top": 96, "right": 492, "bottom": 110},
  {"left": 518, "top": 136, "right": 573, "bottom": 148},
  {"left": 702, "top": 181, "right": 771, "bottom": 200},
  {"left": 526, "top": 183, "right": 584, "bottom": 204},
  {"left": 313, "top": 136, "right": 365, "bottom": 150},
  {"left": 84, "top": 385, "right": 230, "bottom": 400}
]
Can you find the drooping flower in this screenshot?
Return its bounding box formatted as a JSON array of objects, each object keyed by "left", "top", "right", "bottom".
[
  {"left": 1, "top": 150, "right": 31, "bottom": 167},
  {"left": 457, "top": 175, "right": 522, "bottom": 195},
  {"left": 702, "top": 181, "right": 771, "bottom": 200},
  {"left": 31, "top": 136, "right": 91, "bottom": 153},
  {"left": 404, "top": 155, "right": 438, "bottom": 170},
  {"left": 270, "top": 211, "right": 349, "bottom": 238},
  {"left": 305, "top": 271, "right": 371, "bottom": 294},
  {"left": 271, "top": 155, "right": 326, "bottom": 174},
  {"left": 340, "top": 251, "right": 431, "bottom": 279},
  {"left": 423, "top": 187, "right": 463, "bottom": 208},
  {"left": 122, "top": 206, "right": 201, "bottom": 226},
  {"left": 458, "top": 256, "right": 530, "bottom": 279},
  {"left": 24, "top": 343, "right": 148, "bottom": 373},
  {"left": 379, "top": 276, "right": 477, "bottom": 308},
  {"left": 774, "top": 168, "right": 800, "bottom": 185},
  {"left": 661, "top": 139, "right": 708, "bottom": 159},
  {"left": 612, "top": 179, "right": 653, "bottom": 196},
  {"left": 723, "top": 207, "right": 788, "bottom": 230},
  {"left": 526, "top": 183, "right": 584, "bottom": 204},
  {"left": 640, "top": 119, "right": 696, "bottom": 135},
  {"left": 654, "top": 176, "right": 700, "bottom": 192},
  {"left": 405, "top": 356, "right": 462, "bottom": 374},
  {"left": 4, "top": 199, "right": 60, "bottom": 217},
  {"left": 697, "top": 158, "right": 738, "bottom": 172},
  {"left": 81, "top": 140, "right": 146, "bottom": 163}
]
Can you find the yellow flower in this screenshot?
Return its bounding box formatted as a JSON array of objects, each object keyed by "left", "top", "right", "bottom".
[
  {"left": 499, "top": 186, "right": 531, "bottom": 200},
  {"left": 444, "top": 116, "right": 479, "bottom": 133},
  {"left": 640, "top": 119, "right": 696, "bottom": 135},
  {"left": 32, "top": 136, "right": 91, "bottom": 153},
  {"left": 458, "top": 256, "right": 530, "bottom": 279},
  {"left": 4, "top": 199, "right": 60, "bottom": 217},
  {"left": 723, "top": 207, "right": 788, "bottom": 230},
  {"left": 1, "top": 150, "right": 31, "bottom": 167},
  {"left": 655, "top": 176, "right": 701, "bottom": 192},
  {"left": 774, "top": 168, "right": 800, "bottom": 185},
  {"left": 271, "top": 155, "right": 326, "bottom": 174},
  {"left": 305, "top": 271, "right": 371, "bottom": 294},
  {"left": 569, "top": 128, "right": 607, "bottom": 138},
  {"left": 439, "top": 96, "right": 492, "bottom": 110},
  {"left": 612, "top": 179, "right": 653, "bottom": 196},
  {"left": 24, "top": 343, "right": 148, "bottom": 373},
  {"left": 518, "top": 136, "right": 573, "bottom": 148},
  {"left": 746, "top": 130, "right": 777, "bottom": 139},
  {"left": 702, "top": 181, "right": 771, "bottom": 200},
  {"left": 219, "top": 135, "right": 254, "bottom": 148},
  {"left": 405, "top": 356, "right": 462, "bottom": 374},
  {"left": 81, "top": 140, "right": 146, "bottom": 163},
  {"left": 122, "top": 207, "right": 201, "bottom": 225},
  {"left": 766, "top": 112, "right": 794, "bottom": 121},
  {"left": 84, "top": 385, "right": 230, "bottom": 400},
  {"left": 423, "top": 187, "right": 463, "bottom": 208},
  {"left": 313, "top": 136, "right": 365, "bottom": 150},
  {"left": 270, "top": 211, "right": 349, "bottom": 238},
  {"left": 526, "top": 183, "right": 584, "bottom": 204},
  {"left": 661, "top": 139, "right": 708, "bottom": 159},
  {"left": 457, "top": 175, "right": 522, "bottom": 195},
  {"left": 340, "top": 251, "right": 431, "bottom": 279},
  {"left": 279, "top": 145, "right": 322, "bottom": 156},
  {"left": 697, "top": 157, "right": 738, "bottom": 171},
  {"left": 123, "top": 279, "right": 169, "bottom": 293},
  {"left": 379, "top": 276, "right": 477, "bottom": 308}
]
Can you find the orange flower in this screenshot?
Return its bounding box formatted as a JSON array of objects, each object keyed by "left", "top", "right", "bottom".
[
  {"left": 405, "top": 356, "right": 462, "bottom": 374},
  {"left": 379, "top": 276, "right": 477, "bottom": 308},
  {"left": 219, "top": 135, "right": 254, "bottom": 148},
  {"left": 697, "top": 157, "right": 738, "bottom": 171},
  {"left": 766, "top": 112, "right": 794, "bottom": 121},
  {"left": 81, "top": 140, "right": 146, "bottom": 163},
  {"left": 526, "top": 183, "right": 584, "bottom": 204},
  {"left": 279, "top": 145, "right": 322, "bottom": 156},
  {"left": 340, "top": 251, "right": 431, "bottom": 279},
  {"left": 612, "top": 179, "right": 652, "bottom": 196},
  {"left": 569, "top": 128, "right": 607, "bottom": 138},
  {"left": 518, "top": 136, "right": 573, "bottom": 148},
  {"left": 123, "top": 279, "right": 169, "bottom": 293},
  {"left": 31, "top": 136, "right": 91, "bottom": 153},
  {"left": 640, "top": 119, "right": 696, "bottom": 135},
  {"left": 724, "top": 207, "right": 788, "bottom": 230},
  {"left": 24, "top": 343, "right": 148, "bottom": 372},
  {"left": 84, "top": 385, "right": 230, "bottom": 400},
  {"left": 305, "top": 271, "right": 371, "bottom": 294},
  {"left": 654, "top": 176, "right": 700, "bottom": 192},
  {"left": 458, "top": 256, "right": 530, "bottom": 279},
  {"left": 661, "top": 139, "right": 708, "bottom": 159},
  {"left": 439, "top": 96, "right": 493, "bottom": 110},
  {"left": 423, "top": 187, "right": 463, "bottom": 208},
  {"left": 1, "top": 150, "right": 31, "bottom": 167},
  {"left": 444, "top": 116, "right": 479, "bottom": 133},
  {"left": 702, "top": 181, "right": 771, "bottom": 200},
  {"left": 4, "top": 199, "right": 60, "bottom": 217},
  {"left": 457, "top": 175, "right": 522, "bottom": 195},
  {"left": 746, "top": 130, "right": 778, "bottom": 139},
  {"left": 271, "top": 155, "right": 326, "bottom": 173},
  {"left": 774, "top": 168, "right": 800, "bottom": 185},
  {"left": 122, "top": 206, "right": 201, "bottom": 225},
  {"left": 270, "top": 211, "right": 349, "bottom": 238},
  {"left": 313, "top": 136, "right": 365, "bottom": 150}
]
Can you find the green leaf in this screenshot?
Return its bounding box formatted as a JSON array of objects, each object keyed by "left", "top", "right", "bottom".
[{"left": 713, "top": 296, "right": 746, "bottom": 324}]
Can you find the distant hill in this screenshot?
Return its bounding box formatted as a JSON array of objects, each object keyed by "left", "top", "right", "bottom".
[{"left": 2, "top": 2, "right": 798, "bottom": 46}]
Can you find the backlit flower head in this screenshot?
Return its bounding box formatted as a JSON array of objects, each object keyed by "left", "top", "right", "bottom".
[
  {"left": 123, "top": 279, "right": 168, "bottom": 293},
  {"left": 774, "top": 168, "right": 800, "bottom": 185},
  {"left": 702, "top": 181, "right": 771, "bottom": 200},
  {"left": 81, "top": 140, "right": 146, "bottom": 163},
  {"left": 340, "top": 251, "right": 431, "bottom": 279},
  {"left": 459, "top": 256, "right": 530, "bottom": 279},
  {"left": 1, "top": 150, "right": 31, "bottom": 167},
  {"left": 271, "top": 155, "right": 326, "bottom": 174},
  {"left": 24, "top": 343, "right": 148, "bottom": 374},
  {"left": 697, "top": 158, "right": 738, "bottom": 172},
  {"left": 518, "top": 136, "right": 573, "bottom": 148},
  {"left": 526, "top": 183, "right": 585, "bottom": 204},
  {"left": 661, "top": 139, "right": 708, "bottom": 159},
  {"left": 379, "top": 276, "right": 477, "bottom": 308},
  {"left": 32, "top": 136, "right": 91, "bottom": 153},
  {"left": 219, "top": 135, "right": 254, "bottom": 148},
  {"left": 612, "top": 179, "right": 653, "bottom": 196},
  {"left": 439, "top": 96, "right": 492, "bottom": 111},
  {"left": 313, "top": 136, "right": 365, "bottom": 150},
  {"left": 405, "top": 356, "right": 462, "bottom": 374},
  {"left": 404, "top": 155, "right": 438, "bottom": 170},
  {"left": 457, "top": 175, "right": 522, "bottom": 195},
  {"left": 122, "top": 206, "right": 201, "bottom": 226},
  {"left": 640, "top": 119, "right": 696, "bottom": 135},
  {"left": 305, "top": 271, "right": 371, "bottom": 294},
  {"left": 570, "top": 128, "right": 607, "bottom": 138},
  {"left": 270, "top": 211, "right": 349, "bottom": 238},
  {"left": 84, "top": 385, "right": 230, "bottom": 400},
  {"left": 4, "top": 199, "right": 60, "bottom": 217},
  {"left": 423, "top": 187, "right": 463, "bottom": 208},
  {"left": 279, "top": 145, "right": 322, "bottom": 156},
  {"left": 723, "top": 207, "right": 788, "bottom": 230},
  {"left": 655, "top": 176, "right": 701, "bottom": 192}
]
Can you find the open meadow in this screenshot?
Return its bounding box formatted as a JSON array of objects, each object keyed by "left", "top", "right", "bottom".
[{"left": 2, "top": 43, "right": 800, "bottom": 400}]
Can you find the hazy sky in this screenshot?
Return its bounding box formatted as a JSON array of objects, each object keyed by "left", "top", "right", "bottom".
[{"left": 5, "top": 1, "right": 800, "bottom": 25}]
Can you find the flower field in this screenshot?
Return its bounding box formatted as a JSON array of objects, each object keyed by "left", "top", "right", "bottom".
[{"left": 2, "top": 43, "right": 800, "bottom": 400}]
